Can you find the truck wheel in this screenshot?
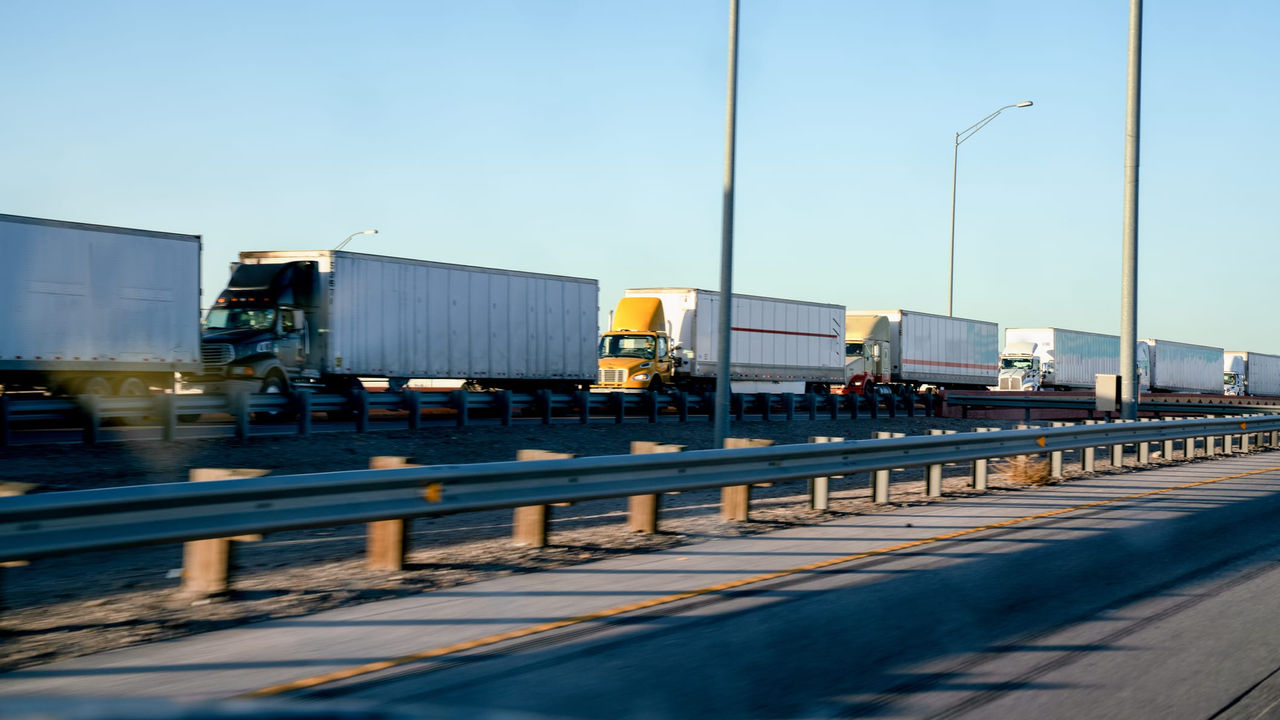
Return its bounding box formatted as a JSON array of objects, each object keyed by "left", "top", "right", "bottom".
[
  {"left": 115, "top": 376, "right": 151, "bottom": 426},
  {"left": 79, "top": 376, "right": 112, "bottom": 396},
  {"left": 253, "top": 375, "right": 293, "bottom": 423}
]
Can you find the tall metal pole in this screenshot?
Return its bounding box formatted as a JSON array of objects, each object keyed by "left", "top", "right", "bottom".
[
  {"left": 947, "top": 133, "right": 960, "bottom": 317},
  {"left": 1120, "top": 0, "right": 1142, "bottom": 420},
  {"left": 713, "top": 0, "right": 740, "bottom": 448}
]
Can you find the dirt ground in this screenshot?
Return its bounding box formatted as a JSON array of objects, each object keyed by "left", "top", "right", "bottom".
[{"left": 0, "top": 416, "right": 1192, "bottom": 672}]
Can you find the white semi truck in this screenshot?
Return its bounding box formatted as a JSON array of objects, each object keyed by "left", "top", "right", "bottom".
[
  {"left": 188, "top": 250, "right": 599, "bottom": 397},
  {"left": 998, "top": 327, "right": 1120, "bottom": 391},
  {"left": 1139, "top": 339, "right": 1223, "bottom": 394},
  {"left": 1223, "top": 351, "right": 1280, "bottom": 396},
  {"left": 0, "top": 214, "right": 202, "bottom": 396},
  {"left": 842, "top": 309, "right": 998, "bottom": 397},
  {"left": 594, "top": 288, "right": 845, "bottom": 394}
]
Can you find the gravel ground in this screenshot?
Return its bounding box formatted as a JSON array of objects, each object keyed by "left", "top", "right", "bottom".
[{"left": 0, "top": 415, "right": 1200, "bottom": 672}]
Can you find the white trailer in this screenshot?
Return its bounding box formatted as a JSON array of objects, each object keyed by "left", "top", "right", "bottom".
[
  {"left": 196, "top": 250, "right": 599, "bottom": 393},
  {"left": 1139, "top": 339, "right": 1223, "bottom": 394},
  {"left": 1224, "top": 351, "right": 1280, "bottom": 397},
  {"left": 0, "top": 214, "right": 201, "bottom": 394},
  {"left": 844, "top": 309, "right": 998, "bottom": 392},
  {"left": 618, "top": 288, "right": 845, "bottom": 393},
  {"left": 1001, "top": 328, "right": 1120, "bottom": 391}
]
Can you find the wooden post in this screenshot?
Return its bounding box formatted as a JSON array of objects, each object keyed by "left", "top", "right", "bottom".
[
  {"left": 367, "top": 456, "right": 421, "bottom": 571},
  {"left": 513, "top": 449, "right": 574, "bottom": 547},
  {"left": 926, "top": 429, "right": 946, "bottom": 497},
  {"left": 808, "top": 436, "right": 843, "bottom": 510},
  {"left": 158, "top": 393, "right": 177, "bottom": 442},
  {"left": 627, "top": 442, "right": 684, "bottom": 533},
  {"left": 181, "top": 468, "right": 268, "bottom": 596},
  {"left": 1082, "top": 419, "right": 1097, "bottom": 472},
  {"left": 721, "top": 438, "right": 773, "bottom": 521},
  {"left": 297, "top": 389, "right": 314, "bottom": 435},
  {"left": 404, "top": 389, "right": 421, "bottom": 431}
]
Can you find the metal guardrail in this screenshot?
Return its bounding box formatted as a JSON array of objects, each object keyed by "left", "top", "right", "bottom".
[
  {"left": 2, "top": 414, "right": 1276, "bottom": 563},
  {"left": 0, "top": 387, "right": 914, "bottom": 445},
  {"left": 944, "top": 392, "right": 1280, "bottom": 417}
]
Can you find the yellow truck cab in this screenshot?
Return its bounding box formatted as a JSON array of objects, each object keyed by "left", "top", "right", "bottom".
[{"left": 595, "top": 297, "right": 675, "bottom": 391}]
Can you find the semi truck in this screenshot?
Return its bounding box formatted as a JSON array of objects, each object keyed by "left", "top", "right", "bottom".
[
  {"left": 594, "top": 288, "right": 845, "bottom": 394},
  {"left": 0, "top": 214, "right": 201, "bottom": 396},
  {"left": 187, "top": 250, "right": 599, "bottom": 398},
  {"left": 1223, "top": 351, "right": 1280, "bottom": 396},
  {"left": 842, "top": 310, "right": 998, "bottom": 395},
  {"left": 1138, "top": 339, "right": 1223, "bottom": 394},
  {"left": 997, "top": 327, "right": 1120, "bottom": 391}
]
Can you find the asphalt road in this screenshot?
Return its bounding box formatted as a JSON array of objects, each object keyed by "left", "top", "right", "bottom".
[{"left": 5, "top": 455, "right": 1280, "bottom": 719}]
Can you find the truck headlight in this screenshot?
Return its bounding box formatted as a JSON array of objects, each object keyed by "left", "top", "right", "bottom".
[
  {"left": 229, "top": 366, "right": 256, "bottom": 377},
  {"left": 631, "top": 373, "right": 650, "bottom": 382}
]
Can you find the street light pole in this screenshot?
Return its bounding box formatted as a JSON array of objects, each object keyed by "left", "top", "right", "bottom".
[
  {"left": 713, "top": 0, "right": 740, "bottom": 449},
  {"left": 947, "top": 101, "right": 1033, "bottom": 317},
  {"left": 335, "top": 229, "right": 378, "bottom": 251}
]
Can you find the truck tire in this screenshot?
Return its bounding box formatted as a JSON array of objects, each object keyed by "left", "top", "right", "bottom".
[
  {"left": 114, "top": 376, "right": 151, "bottom": 426},
  {"left": 252, "top": 374, "right": 293, "bottom": 423}
]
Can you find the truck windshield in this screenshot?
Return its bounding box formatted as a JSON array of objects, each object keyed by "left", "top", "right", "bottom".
[
  {"left": 845, "top": 342, "right": 864, "bottom": 357},
  {"left": 599, "top": 335, "right": 656, "bottom": 359},
  {"left": 1001, "top": 358, "right": 1034, "bottom": 370},
  {"left": 205, "top": 307, "right": 277, "bottom": 331},
  {"left": 1225, "top": 372, "right": 1239, "bottom": 384}
]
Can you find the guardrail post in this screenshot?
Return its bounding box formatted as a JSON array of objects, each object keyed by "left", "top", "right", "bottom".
[
  {"left": 828, "top": 393, "right": 839, "bottom": 420},
  {"left": 1049, "top": 422, "right": 1067, "bottom": 478},
  {"left": 906, "top": 392, "right": 916, "bottom": 418},
  {"left": 1162, "top": 422, "right": 1174, "bottom": 461},
  {"left": 231, "top": 391, "right": 250, "bottom": 440},
  {"left": 513, "top": 449, "right": 574, "bottom": 547},
  {"left": 449, "top": 389, "right": 468, "bottom": 428},
  {"left": 926, "top": 429, "right": 946, "bottom": 496},
  {"left": 1082, "top": 420, "right": 1097, "bottom": 472},
  {"left": 538, "top": 389, "right": 553, "bottom": 425},
  {"left": 366, "top": 456, "right": 420, "bottom": 571},
  {"left": 1270, "top": 429, "right": 1278, "bottom": 449},
  {"left": 722, "top": 438, "right": 773, "bottom": 521},
  {"left": 867, "top": 388, "right": 878, "bottom": 419},
  {"left": 403, "top": 390, "right": 420, "bottom": 431},
  {"left": 497, "top": 390, "right": 513, "bottom": 426},
  {"left": 181, "top": 468, "right": 268, "bottom": 596},
  {"left": 1241, "top": 426, "right": 1251, "bottom": 453},
  {"left": 974, "top": 427, "right": 998, "bottom": 489},
  {"left": 732, "top": 393, "right": 745, "bottom": 422},
  {"left": 1110, "top": 420, "right": 1125, "bottom": 468},
  {"left": 647, "top": 390, "right": 660, "bottom": 423},
  {"left": 353, "top": 388, "right": 370, "bottom": 433},
  {"left": 848, "top": 392, "right": 859, "bottom": 420},
  {"left": 872, "top": 431, "right": 892, "bottom": 503},
  {"left": 611, "top": 391, "right": 626, "bottom": 424},
  {"left": 676, "top": 390, "right": 689, "bottom": 423},
  {"left": 886, "top": 391, "right": 897, "bottom": 418},
  {"left": 627, "top": 442, "right": 683, "bottom": 533},
  {"left": 808, "top": 436, "right": 843, "bottom": 510},
  {"left": 784, "top": 393, "right": 795, "bottom": 421},
  {"left": 157, "top": 393, "right": 177, "bottom": 442},
  {"left": 576, "top": 390, "right": 591, "bottom": 424},
  {"left": 79, "top": 394, "right": 102, "bottom": 445},
  {"left": 294, "top": 389, "right": 313, "bottom": 435},
  {"left": 1222, "top": 429, "right": 1234, "bottom": 455},
  {"left": 759, "top": 393, "right": 772, "bottom": 422},
  {"left": 0, "top": 394, "right": 10, "bottom": 447},
  {"left": 1135, "top": 419, "right": 1151, "bottom": 464},
  {"left": 1205, "top": 433, "right": 1217, "bottom": 457}
]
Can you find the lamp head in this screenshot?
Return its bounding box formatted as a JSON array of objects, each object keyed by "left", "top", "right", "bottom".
[{"left": 1015, "top": 101, "right": 1033, "bottom": 108}]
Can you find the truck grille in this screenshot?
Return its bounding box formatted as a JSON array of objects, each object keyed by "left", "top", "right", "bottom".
[
  {"left": 202, "top": 343, "right": 234, "bottom": 366},
  {"left": 998, "top": 376, "right": 1020, "bottom": 391},
  {"left": 598, "top": 367, "right": 627, "bottom": 384}
]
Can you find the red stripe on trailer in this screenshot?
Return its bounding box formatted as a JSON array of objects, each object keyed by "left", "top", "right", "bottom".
[
  {"left": 731, "top": 326, "right": 836, "bottom": 339},
  {"left": 902, "top": 358, "right": 997, "bottom": 371}
]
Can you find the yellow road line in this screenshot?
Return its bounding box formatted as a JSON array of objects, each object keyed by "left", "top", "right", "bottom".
[{"left": 240, "top": 463, "right": 1280, "bottom": 698}]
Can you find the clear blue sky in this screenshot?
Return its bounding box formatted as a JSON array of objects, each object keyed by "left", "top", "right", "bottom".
[{"left": 2, "top": 1, "right": 1276, "bottom": 352}]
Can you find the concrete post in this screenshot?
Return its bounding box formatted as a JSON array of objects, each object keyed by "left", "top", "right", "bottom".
[
  {"left": 1050, "top": 422, "right": 1067, "bottom": 478},
  {"left": 627, "top": 442, "right": 683, "bottom": 533},
  {"left": 926, "top": 429, "right": 946, "bottom": 497},
  {"left": 367, "top": 457, "right": 420, "bottom": 571},
  {"left": 873, "top": 431, "right": 892, "bottom": 504},
  {"left": 181, "top": 468, "right": 268, "bottom": 596},
  {"left": 1083, "top": 420, "right": 1097, "bottom": 473},
  {"left": 808, "top": 436, "right": 843, "bottom": 510},
  {"left": 512, "top": 449, "right": 574, "bottom": 547},
  {"left": 974, "top": 427, "right": 998, "bottom": 490}
]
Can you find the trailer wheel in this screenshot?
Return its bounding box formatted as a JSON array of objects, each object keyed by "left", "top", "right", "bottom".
[
  {"left": 79, "top": 376, "right": 112, "bottom": 396},
  {"left": 115, "top": 376, "right": 151, "bottom": 426}
]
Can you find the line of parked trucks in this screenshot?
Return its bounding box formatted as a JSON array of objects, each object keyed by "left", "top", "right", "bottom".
[{"left": 1, "top": 213, "right": 1273, "bottom": 405}]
